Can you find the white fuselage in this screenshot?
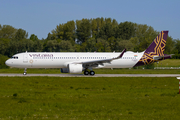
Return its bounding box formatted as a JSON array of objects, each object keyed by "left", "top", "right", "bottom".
[{"left": 5, "top": 51, "right": 144, "bottom": 69}]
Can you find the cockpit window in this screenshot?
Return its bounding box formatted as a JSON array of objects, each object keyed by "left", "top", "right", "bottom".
[{"left": 11, "top": 56, "right": 18, "bottom": 59}]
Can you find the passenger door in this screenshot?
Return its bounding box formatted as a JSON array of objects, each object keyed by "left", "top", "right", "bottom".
[{"left": 23, "top": 54, "right": 28, "bottom": 63}]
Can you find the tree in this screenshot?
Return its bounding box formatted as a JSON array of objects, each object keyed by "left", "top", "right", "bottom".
[
  {"left": 0, "top": 54, "right": 9, "bottom": 68},
  {"left": 118, "top": 40, "right": 134, "bottom": 51},
  {"left": 54, "top": 24, "right": 64, "bottom": 40},
  {"left": 174, "top": 39, "right": 180, "bottom": 54},
  {"left": 0, "top": 25, "right": 16, "bottom": 39},
  {"left": 7, "top": 40, "right": 19, "bottom": 57},
  {"left": 63, "top": 20, "right": 76, "bottom": 41},
  {"left": 45, "top": 40, "right": 60, "bottom": 52},
  {"left": 91, "top": 18, "right": 98, "bottom": 38},
  {"left": 0, "top": 38, "right": 10, "bottom": 55},
  {"left": 95, "top": 38, "right": 111, "bottom": 52},
  {"left": 85, "top": 38, "right": 97, "bottom": 52},
  {"left": 115, "top": 21, "right": 135, "bottom": 40},
  {"left": 17, "top": 39, "right": 34, "bottom": 52},
  {"left": 33, "top": 40, "right": 43, "bottom": 52},
  {"left": 46, "top": 33, "right": 54, "bottom": 40},
  {"left": 97, "top": 22, "right": 115, "bottom": 40},
  {"left": 112, "top": 19, "right": 118, "bottom": 28},
  {"left": 50, "top": 20, "right": 76, "bottom": 44},
  {"left": 96, "top": 17, "right": 105, "bottom": 31},
  {"left": 30, "top": 34, "right": 38, "bottom": 41},
  {"left": 108, "top": 37, "right": 116, "bottom": 51},
  {"left": 76, "top": 19, "right": 91, "bottom": 44},
  {"left": 133, "top": 24, "right": 158, "bottom": 52},
  {"left": 14, "top": 28, "right": 28, "bottom": 41},
  {"left": 164, "top": 36, "right": 175, "bottom": 54},
  {"left": 59, "top": 40, "right": 74, "bottom": 52}
]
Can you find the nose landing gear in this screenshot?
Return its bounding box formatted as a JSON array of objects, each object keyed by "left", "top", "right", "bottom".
[{"left": 23, "top": 68, "right": 27, "bottom": 75}]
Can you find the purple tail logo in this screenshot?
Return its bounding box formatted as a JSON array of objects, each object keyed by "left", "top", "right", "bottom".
[
  {"left": 136, "top": 31, "right": 168, "bottom": 66},
  {"left": 144, "top": 31, "right": 168, "bottom": 56}
]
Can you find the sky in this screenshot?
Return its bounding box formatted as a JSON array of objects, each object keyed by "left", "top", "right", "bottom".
[{"left": 0, "top": 0, "right": 180, "bottom": 39}]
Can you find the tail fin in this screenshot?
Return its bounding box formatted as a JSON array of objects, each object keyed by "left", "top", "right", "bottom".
[
  {"left": 145, "top": 31, "right": 168, "bottom": 56},
  {"left": 134, "top": 31, "right": 169, "bottom": 66}
]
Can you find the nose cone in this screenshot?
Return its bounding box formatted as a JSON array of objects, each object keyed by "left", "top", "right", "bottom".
[{"left": 5, "top": 59, "right": 11, "bottom": 66}]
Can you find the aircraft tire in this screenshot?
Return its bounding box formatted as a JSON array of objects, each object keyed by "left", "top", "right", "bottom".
[
  {"left": 84, "top": 71, "right": 89, "bottom": 75},
  {"left": 90, "top": 71, "right": 95, "bottom": 76}
]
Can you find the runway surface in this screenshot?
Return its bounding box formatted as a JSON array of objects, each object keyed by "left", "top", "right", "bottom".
[{"left": 0, "top": 74, "right": 180, "bottom": 77}]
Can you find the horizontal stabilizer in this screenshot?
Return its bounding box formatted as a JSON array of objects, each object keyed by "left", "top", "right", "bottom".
[{"left": 153, "top": 54, "right": 172, "bottom": 60}]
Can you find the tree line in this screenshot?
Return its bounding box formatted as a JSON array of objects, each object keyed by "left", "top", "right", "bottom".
[{"left": 0, "top": 17, "right": 180, "bottom": 60}]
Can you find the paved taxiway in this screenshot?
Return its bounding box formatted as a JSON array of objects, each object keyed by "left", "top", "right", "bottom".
[{"left": 0, "top": 74, "right": 180, "bottom": 77}]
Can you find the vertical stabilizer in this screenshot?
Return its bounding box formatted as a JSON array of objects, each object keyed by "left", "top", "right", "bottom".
[
  {"left": 134, "top": 31, "right": 169, "bottom": 66},
  {"left": 144, "top": 31, "right": 168, "bottom": 56}
]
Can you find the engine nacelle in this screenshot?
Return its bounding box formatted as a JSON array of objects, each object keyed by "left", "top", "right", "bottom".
[
  {"left": 61, "top": 64, "right": 83, "bottom": 73},
  {"left": 69, "top": 64, "right": 83, "bottom": 73}
]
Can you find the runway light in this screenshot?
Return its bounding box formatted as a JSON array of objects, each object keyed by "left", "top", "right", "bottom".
[{"left": 176, "top": 77, "right": 180, "bottom": 94}]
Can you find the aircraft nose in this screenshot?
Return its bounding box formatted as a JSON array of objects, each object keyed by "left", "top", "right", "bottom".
[{"left": 5, "top": 59, "right": 11, "bottom": 66}]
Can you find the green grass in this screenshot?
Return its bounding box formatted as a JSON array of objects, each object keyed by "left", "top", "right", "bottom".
[
  {"left": 158, "top": 59, "right": 180, "bottom": 67},
  {"left": 0, "top": 77, "right": 180, "bottom": 119}
]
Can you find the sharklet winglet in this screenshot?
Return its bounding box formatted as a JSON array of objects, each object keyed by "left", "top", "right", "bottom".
[{"left": 114, "top": 48, "right": 126, "bottom": 59}]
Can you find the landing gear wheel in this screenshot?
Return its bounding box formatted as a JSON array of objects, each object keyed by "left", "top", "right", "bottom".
[
  {"left": 84, "top": 71, "right": 89, "bottom": 75},
  {"left": 23, "top": 68, "right": 27, "bottom": 75},
  {"left": 90, "top": 71, "right": 95, "bottom": 76}
]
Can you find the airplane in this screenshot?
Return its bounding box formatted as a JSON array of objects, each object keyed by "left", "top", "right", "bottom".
[{"left": 5, "top": 31, "right": 172, "bottom": 75}]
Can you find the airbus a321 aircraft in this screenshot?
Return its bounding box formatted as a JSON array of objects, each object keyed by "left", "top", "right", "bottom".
[{"left": 5, "top": 31, "right": 171, "bottom": 75}]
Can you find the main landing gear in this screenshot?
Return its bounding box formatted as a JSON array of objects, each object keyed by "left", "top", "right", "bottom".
[
  {"left": 23, "top": 68, "right": 27, "bottom": 75},
  {"left": 84, "top": 70, "right": 95, "bottom": 76}
]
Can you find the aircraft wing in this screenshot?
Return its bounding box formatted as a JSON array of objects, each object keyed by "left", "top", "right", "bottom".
[{"left": 73, "top": 49, "right": 126, "bottom": 66}]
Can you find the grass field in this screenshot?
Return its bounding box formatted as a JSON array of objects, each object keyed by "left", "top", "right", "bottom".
[
  {"left": 158, "top": 59, "right": 180, "bottom": 67},
  {"left": 0, "top": 77, "right": 180, "bottom": 119}
]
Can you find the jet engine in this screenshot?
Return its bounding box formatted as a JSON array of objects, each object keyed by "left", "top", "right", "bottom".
[{"left": 61, "top": 64, "right": 83, "bottom": 73}]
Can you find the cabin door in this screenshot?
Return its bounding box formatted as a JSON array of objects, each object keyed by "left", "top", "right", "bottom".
[{"left": 23, "top": 54, "right": 28, "bottom": 63}]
